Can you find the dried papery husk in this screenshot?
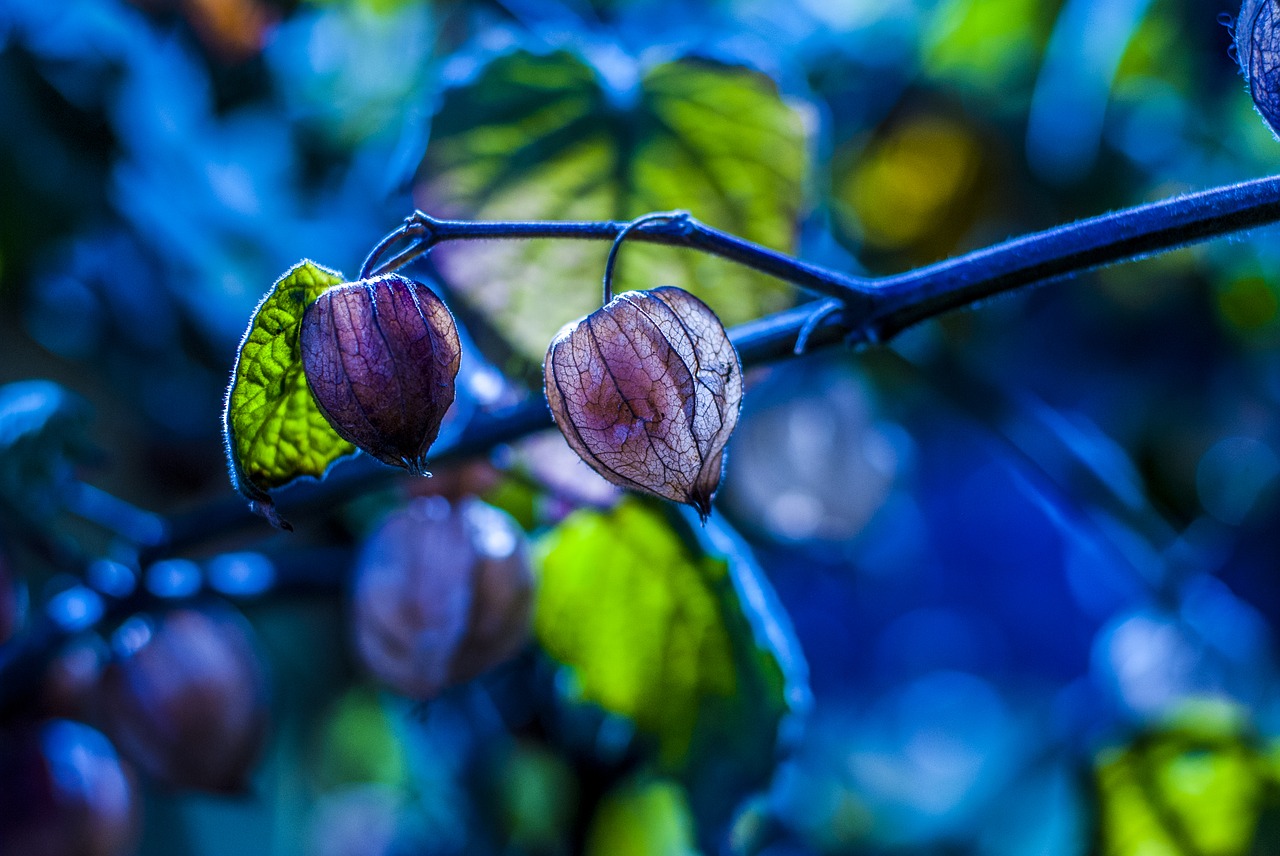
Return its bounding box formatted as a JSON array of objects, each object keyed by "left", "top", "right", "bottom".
[
  {"left": 543, "top": 287, "right": 743, "bottom": 520},
  {"left": 1239, "top": 0, "right": 1280, "bottom": 137},
  {"left": 301, "top": 274, "right": 461, "bottom": 475}
]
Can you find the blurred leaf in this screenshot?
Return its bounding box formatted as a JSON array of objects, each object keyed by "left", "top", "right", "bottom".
[
  {"left": 931, "top": 0, "right": 1049, "bottom": 81},
  {"left": 313, "top": 687, "right": 406, "bottom": 790},
  {"left": 1217, "top": 273, "right": 1280, "bottom": 337},
  {"left": 1095, "top": 702, "right": 1276, "bottom": 856},
  {"left": 269, "top": 1, "right": 435, "bottom": 147},
  {"left": 833, "top": 114, "right": 985, "bottom": 263},
  {"left": 496, "top": 741, "right": 578, "bottom": 854},
  {"left": 223, "top": 260, "right": 355, "bottom": 522},
  {"left": 534, "top": 499, "right": 808, "bottom": 835},
  {"left": 417, "top": 50, "right": 806, "bottom": 360},
  {"left": 679, "top": 507, "right": 810, "bottom": 832},
  {"left": 535, "top": 500, "right": 734, "bottom": 766},
  {"left": 303, "top": 0, "right": 423, "bottom": 14},
  {"left": 1114, "top": 4, "right": 1193, "bottom": 89},
  {"left": 0, "top": 379, "right": 94, "bottom": 515},
  {"left": 585, "top": 777, "right": 701, "bottom": 856},
  {"left": 924, "top": 0, "right": 1045, "bottom": 96}
]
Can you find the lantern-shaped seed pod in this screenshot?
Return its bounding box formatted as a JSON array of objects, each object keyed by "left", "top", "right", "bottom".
[
  {"left": 353, "top": 497, "right": 533, "bottom": 699},
  {"left": 543, "top": 286, "right": 743, "bottom": 520},
  {"left": 301, "top": 274, "right": 461, "bottom": 475},
  {"left": 93, "top": 605, "right": 270, "bottom": 793},
  {"left": 1238, "top": 0, "right": 1280, "bottom": 137},
  {"left": 0, "top": 719, "right": 140, "bottom": 856}
]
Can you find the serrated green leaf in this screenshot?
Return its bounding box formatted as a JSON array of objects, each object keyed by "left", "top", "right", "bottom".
[
  {"left": 224, "top": 260, "right": 355, "bottom": 517},
  {"left": 417, "top": 50, "right": 807, "bottom": 361},
  {"left": 533, "top": 499, "right": 808, "bottom": 836}
]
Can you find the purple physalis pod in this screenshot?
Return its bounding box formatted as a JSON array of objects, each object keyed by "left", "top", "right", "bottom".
[
  {"left": 0, "top": 720, "right": 139, "bottom": 855},
  {"left": 1239, "top": 0, "right": 1280, "bottom": 138},
  {"left": 94, "top": 606, "right": 270, "bottom": 794},
  {"left": 353, "top": 497, "right": 533, "bottom": 700},
  {"left": 543, "top": 286, "right": 744, "bottom": 521},
  {"left": 301, "top": 274, "right": 461, "bottom": 475}
]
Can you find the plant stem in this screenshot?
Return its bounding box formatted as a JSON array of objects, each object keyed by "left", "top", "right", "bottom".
[
  {"left": 135, "top": 172, "right": 1280, "bottom": 549},
  {"left": 864, "top": 172, "right": 1280, "bottom": 341},
  {"left": 365, "top": 173, "right": 1280, "bottom": 344},
  {"left": 360, "top": 210, "right": 870, "bottom": 302},
  {"left": 601, "top": 211, "right": 687, "bottom": 305}
]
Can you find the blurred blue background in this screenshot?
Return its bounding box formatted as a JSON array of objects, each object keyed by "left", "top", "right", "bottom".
[{"left": 2, "top": 0, "right": 1280, "bottom": 854}]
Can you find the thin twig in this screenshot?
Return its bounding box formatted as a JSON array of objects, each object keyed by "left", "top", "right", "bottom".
[
  {"left": 864, "top": 173, "right": 1280, "bottom": 340},
  {"left": 601, "top": 211, "right": 687, "bottom": 304},
  {"left": 83, "top": 173, "right": 1280, "bottom": 551},
  {"left": 364, "top": 174, "right": 1280, "bottom": 345},
  {"left": 362, "top": 210, "right": 870, "bottom": 302}
]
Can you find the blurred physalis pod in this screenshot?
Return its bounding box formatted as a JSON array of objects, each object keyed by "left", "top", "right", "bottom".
[
  {"left": 720, "top": 359, "right": 905, "bottom": 544},
  {"left": 353, "top": 497, "right": 533, "bottom": 699},
  {"left": 543, "top": 287, "right": 743, "bottom": 522},
  {"left": 301, "top": 274, "right": 462, "bottom": 475},
  {"left": 95, "top": 605, "right": 270, "bottom": 793},
  {"left": 0, "top": 719, "right": 140, "bottom": 856},
  {"left": 1238, "top": 0, "right": 1280, "bottom": 137}
]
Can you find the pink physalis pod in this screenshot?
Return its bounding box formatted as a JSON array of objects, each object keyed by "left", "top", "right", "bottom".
[{"left": 543, "top": 286, "right": 744, "bottom": 521}]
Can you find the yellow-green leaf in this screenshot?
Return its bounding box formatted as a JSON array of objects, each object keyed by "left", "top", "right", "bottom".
[
  {"left": 924, "top": 0, "right": 1047, "bottom": 94},
  {"left": 535, "top": 500, "right": 736, "bottom": 767},
  {"left": 223, "top": 260, "right": 355, "bottom": 522},
  {"left": 416, "top": 50, "right": 807, "bottom": 361},
  {"left": 1095, "top": 701, "right": 1276, "bottom": 856},
  {"left": 313, "top": 687, "right": 406, "bottom": 790},
  {"left": 533, "top": 499, "right": 808, "bottom": 831},
  {"left": 585, "top": 777, "right": 701, "bottom": 856}
]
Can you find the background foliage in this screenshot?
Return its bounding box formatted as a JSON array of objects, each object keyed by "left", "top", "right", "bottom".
[{"left": 3, "top": 0, "right": 1280, "bottom": 854}]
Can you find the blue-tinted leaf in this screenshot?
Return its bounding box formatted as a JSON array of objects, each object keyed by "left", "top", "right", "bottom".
[{"left": 0, "top": 380, "right": 94, "bottom": 515}]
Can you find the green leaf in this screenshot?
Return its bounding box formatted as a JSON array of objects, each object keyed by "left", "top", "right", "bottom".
[
  {"left": 534, "top": 499, "right": 808, "bottom": 835},
  {"left": 313, "top": 686, "right": 406, "bottom": 790},
  {"left": 223, "top": 260, "right": 355, "bottom": 524},
  {"left": 495, "top": 741, "right": 579, "bottom": 852},
  {"left": 585, "top": 777, "right": 702, "bottom": 856},
  {"left": 1095, "top": 701, "right": 1276, "bottom": 856},
  {"left": 923, "top": 0, "right": 1047, "bottom": 95},
  {"left": 417, "top": 50, "right": 807, "bottom": 361}
]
